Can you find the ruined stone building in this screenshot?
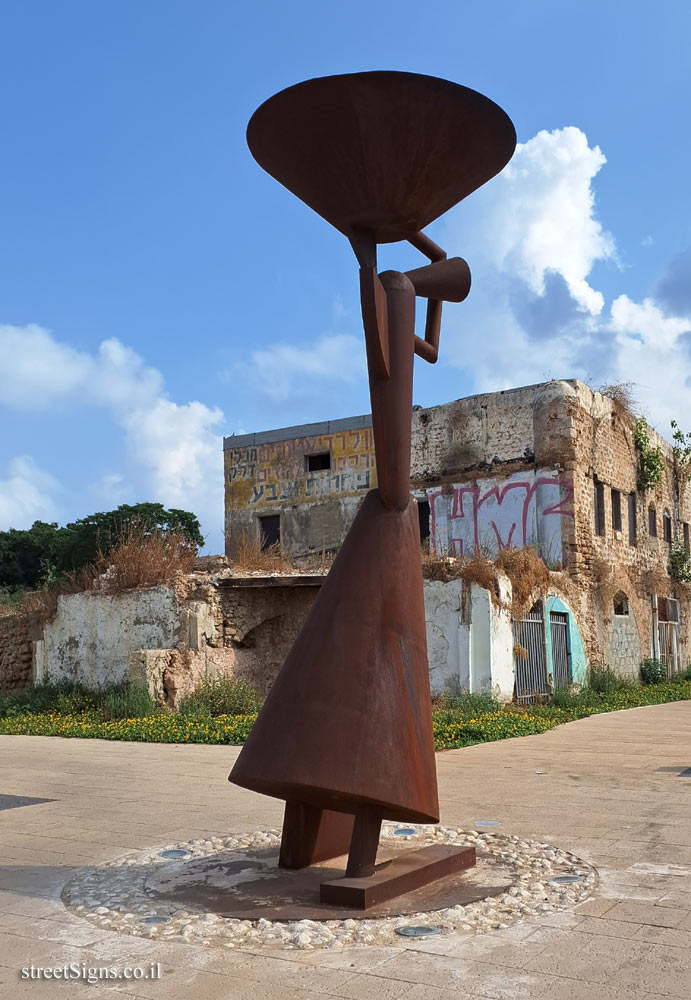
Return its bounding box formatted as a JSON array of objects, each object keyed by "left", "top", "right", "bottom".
[{"left": 224, "top": 379, "right": 691, "bottom": 693}]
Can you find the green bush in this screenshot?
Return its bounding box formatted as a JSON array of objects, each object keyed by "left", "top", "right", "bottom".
[
  {"left": 432, "top": 688, "right": 500, "bottom": 720},
  {"left": 550, "top": 687, "right": 580, "bottom": 709},
  {"left": 0, "top": 680, "right": 155, "bottom": 720},
  {"left": 585, "top": 664, "right": 632, "bottom": 694},
  {"left": 97, "top": 682, "right": 156, "bottom": 720},
  {"left": 640, "top": 658, "right": 666, "bottom": 685},
  {"left": 177, "top": 676, "right": 263, "bottom": 717}
]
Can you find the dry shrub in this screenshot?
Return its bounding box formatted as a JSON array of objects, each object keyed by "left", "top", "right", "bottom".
[
  {"left": 422, "top": 543, "right": 555, "bottom": 616},
  {"left": 18, "top": 587, "right": 63, "bottom": 625},
  {"left": 421, "top": 548, "right": 463, "bottom": 583},
  {"left": 513, "top": 642, "right": 528, "bottom": 660},
  {"left": 296, "top": 548, "right": 336, "bottom": 574},
  {"left": 230, "top": 529, "right": 292, "bottom": 574},
  {"left": 496, "top": 546, "right": 551, "bottom": 618},
  {"left": 458, "top": 553, "right": 501, "bottom": 603},
  {"left": 81, "top": 527, "right": 197, "bottom": 593},
  {"left": 597, "top": 381, "right": 637, "bottom": 418}
]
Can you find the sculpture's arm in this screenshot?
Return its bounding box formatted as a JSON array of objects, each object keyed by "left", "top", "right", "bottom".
[
  {"left": 405, "top": 232, "right": 471, "bottom": 365},
  {"left": 349, "top": 228, "right": 390, "bottom": 379}
]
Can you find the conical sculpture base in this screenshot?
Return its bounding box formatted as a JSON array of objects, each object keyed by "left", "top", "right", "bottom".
[{"left": 229, "top": 489, "right": 439, "bottom": 824}]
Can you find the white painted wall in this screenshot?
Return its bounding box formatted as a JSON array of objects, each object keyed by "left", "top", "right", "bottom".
[
  {"left": 423, "top": 576, "right": 515, "bottom": 700},
  {"left": 43, "top": 588, "right": 179, "bottom": 688}
]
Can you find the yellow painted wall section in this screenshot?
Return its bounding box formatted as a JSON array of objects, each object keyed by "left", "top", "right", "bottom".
[{"left": 225, "top": 427, "right": 377, "bottom": 511}]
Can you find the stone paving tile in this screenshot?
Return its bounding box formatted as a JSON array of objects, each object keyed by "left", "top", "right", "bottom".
[
  {"left": 231, "top": 953, "right": 355, "bottom": 994},
  {"left": 335, "top": 972, "right": 416, "bottom": 999},
  {"left": 439, "top": 934, "right": 544, "bottom": 969},
  {"left": 633, "top": 923, "right": 691, "bottom": 949},
  {"left": 362, "top": 950, "right": 557, "bottom": 1000},
  {"left": 106, "top": 967, "right": 321, "bottom": 1000},
  {"left": 574, "top": 916, "right": 644, "bottom": 939},
  {"left": 396, "top": 985, "right": 488, "bottom": 1000},
  {"left": 533, "top": 979, "right": 671, "bottom": 1000},
  {"left": 655, "top": 888, "right": 691, "bottom": 908},
  {"left": 523, "top": 932, "right": 654, "bottom": 983},
  {"left": 602, "top": 900, "right": 689, "bottom": 927},
  {"left": 574, "top": 897, "right": 616, "bottom": 917},
  {"left": 256, "top": 944, "right": 396, "bottom": 972}
]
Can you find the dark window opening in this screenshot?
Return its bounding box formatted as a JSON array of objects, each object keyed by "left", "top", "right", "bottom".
[
  {"left": 628, "top": 493, "right": 637, "bottom": 546},
  {"left": 594, "top": 478, "right": 605, "bottom": 536},
  {"left": 613, "top": 591, "right": 629, "bottom": 616},
  {"left": 306, "top": 452, "right": 331, "bottom": 472},
  {"left": 663, "top": 510, "right": 672, "bottom": 543},
  {"left": 649, "top": 505, "right": 657, "bottom": 537},
  {"left": 684, "top": 522, "right": 690, "bottom": 551},
  {"left": 658, "top": 596, "right": 680, "bottom": 624},
  {"left": 611, "top": 489, "right": 622, "bottom": 532},
  {"left": 417, "top": 500, "right": 430, "bottom": 545},
  {"left": 258, "top": 514, "right": 280, "bottom": 551}
]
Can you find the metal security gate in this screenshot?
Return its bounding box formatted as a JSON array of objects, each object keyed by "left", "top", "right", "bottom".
[
  {"left": 550, "top": 611, "right": 571, "bottom": 688},
  {"left": 512, "top": 603, "right": 549, "bottom": 702}
]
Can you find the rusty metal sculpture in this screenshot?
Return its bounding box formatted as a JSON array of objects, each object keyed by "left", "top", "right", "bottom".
[{"left": 230, "top": 71, "right": 516, "bottom": 908}]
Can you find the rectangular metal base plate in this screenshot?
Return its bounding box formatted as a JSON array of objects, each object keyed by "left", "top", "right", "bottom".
[{"left": 320, "top": 843, "right": 476, "bottom": 909}]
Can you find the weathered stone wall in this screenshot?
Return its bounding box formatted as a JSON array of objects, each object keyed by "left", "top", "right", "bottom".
[
  {"left": 410, "top": 382, "right": 541, "bottom": 483},
  {"left": 0, "top": 611, "right": 33, "bottom": 696},
  {"left": 224, "top": 415, "right": 376, "bottom": 558},
  {"left": 215, "top": 580, "right": 321, "bottom": 694},
  {"left": 563, "top": 381, "right": 691, "bottom": 670}
]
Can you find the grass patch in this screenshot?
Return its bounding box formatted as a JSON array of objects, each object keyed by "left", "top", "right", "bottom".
[
  {"left": 0, "top": 680, "right": 157, "bottom": 721},
  {"left": 2, "top": 677, "right": 691, "bottom": 750},
  {"left": 178, "top": 676, "right": 263, "bottom": 717}
]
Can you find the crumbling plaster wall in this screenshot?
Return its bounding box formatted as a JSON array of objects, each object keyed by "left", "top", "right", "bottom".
[
  {"left": 44, "top": 588, "right": 180, "bottom": 688},
  {"left": 29, "top": 572, "right": 530, "bottom": 705}
]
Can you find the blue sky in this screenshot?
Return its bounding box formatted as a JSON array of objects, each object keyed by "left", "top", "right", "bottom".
[{"left": 1, "top": 1, "right": 690, "bottom": 552}]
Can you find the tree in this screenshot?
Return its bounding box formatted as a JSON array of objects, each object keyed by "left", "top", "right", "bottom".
[
  {"left": 54, "top": 503, "right": 204, "bottom": 572},
  {"left": 0, "top": 522, "right": 61, "bottom": 592},
  {"left": 0, "top": 504, "right": 204, "bottom": 592}
]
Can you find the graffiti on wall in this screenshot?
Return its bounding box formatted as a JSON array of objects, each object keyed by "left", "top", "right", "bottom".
[
  {"left": 226, "top": 428, "right": 376, "bottom": 509},
  {"left": 428, "top": 469, "right": 574, "bottom": 564}
]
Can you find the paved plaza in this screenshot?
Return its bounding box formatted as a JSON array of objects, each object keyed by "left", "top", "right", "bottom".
[{"left": 1, "top": 702, "right": 691, "bottom": 999}]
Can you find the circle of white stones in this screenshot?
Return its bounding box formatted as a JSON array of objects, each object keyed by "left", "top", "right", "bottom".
[{"left": 61, "top": 823, "right": 597, "bottom": 951}]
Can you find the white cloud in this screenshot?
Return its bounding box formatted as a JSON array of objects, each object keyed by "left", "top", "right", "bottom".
[
  {"left": 120, "top": 398, "right": 224, "bottom": 522},
  {"left": 435, "top": 127, "right": 618, "bottom": 392},
  {"left": 241, "top": 333, "right": 366, "bottom": 402},
  {"left": 608, "top": 295, "right": 691, "bottom": 428},
  {"left": 0, "top": 325, "right": 91, "bottom": 410},
  {"left": 434, "top": 124, "right": 691, "bottom": 445},
  {"left": 0, "top": 456, "right": 60, "bottom": 530},
  {"left": 0, "top": 325, "right": 224, "bottom": 548},
  {"left": 450, "top": 126, "right": 615, "bottom": 314}
]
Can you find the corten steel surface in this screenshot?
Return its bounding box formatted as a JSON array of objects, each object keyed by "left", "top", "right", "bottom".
[
  {"left": 320, "top": 844, "right": 476, "bottom": 909},
  {"left": 278, "top": 803, "right": 354, "bottom": 869},
  {"left": 246, "top": 71, "right": 515, "bottom": 244},
  {"left": 230, "top": 71, "right": 516, "bottom": 889}
]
